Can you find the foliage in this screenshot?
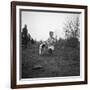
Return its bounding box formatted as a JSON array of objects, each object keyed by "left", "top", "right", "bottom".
[
  {"left": 64, "top": 16, "right": 80, "bottom": 39},
  {"left": 65, "top": 37, "right": 79, "bottom": 48}
]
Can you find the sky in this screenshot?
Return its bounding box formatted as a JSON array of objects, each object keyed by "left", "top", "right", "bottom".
[{"left": 21, "top": 10, "right": 81, "bottom": 41}]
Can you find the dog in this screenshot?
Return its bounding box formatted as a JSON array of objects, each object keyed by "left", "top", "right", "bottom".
[
  {"left": 39, "top": 41, "right": 55, "bottom": 55},
  {"left": 39, "top": 42, "right": 47, "bottom": 55}
]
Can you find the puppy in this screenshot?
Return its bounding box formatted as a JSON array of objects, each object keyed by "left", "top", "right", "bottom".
[{"left": 39, "top": 42, "right": 47, "bottom": 55}]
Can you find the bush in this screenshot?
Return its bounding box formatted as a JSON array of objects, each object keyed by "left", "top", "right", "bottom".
[{"left": 65, "top": 37, "right": 79, "bottom": 48}]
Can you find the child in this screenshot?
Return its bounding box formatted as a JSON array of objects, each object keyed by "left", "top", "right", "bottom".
[
  {"left": 39, "top": 31, "right": 56, "bottom": 55},
  {"left": 47, "top": 31, "right": 56, "bottom": 54}
]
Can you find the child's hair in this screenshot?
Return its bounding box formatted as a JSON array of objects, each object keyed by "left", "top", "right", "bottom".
[{"left": 49, "top": 31, "right": 54, "bottom": 37}]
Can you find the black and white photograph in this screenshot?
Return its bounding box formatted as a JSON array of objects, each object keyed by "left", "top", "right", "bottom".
[
  {"left": 20, "top": 10, "right": 81, "bottom": 79},
  {"left": 11, "top": 1, "right": 87, "bottom": 89}
]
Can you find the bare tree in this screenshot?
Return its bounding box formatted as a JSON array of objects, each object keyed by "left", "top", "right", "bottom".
[{"left": 64, "top": 16, "right": 80, "bottom": 39}]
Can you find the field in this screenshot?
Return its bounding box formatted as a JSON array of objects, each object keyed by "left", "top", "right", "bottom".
[{"left": 21, "top": 39, "right": 80, "bottom": 78}]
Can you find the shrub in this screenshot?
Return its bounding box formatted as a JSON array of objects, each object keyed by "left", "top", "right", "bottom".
[{"left": 65, "top": 37, "right": 79, "bottom": 48}]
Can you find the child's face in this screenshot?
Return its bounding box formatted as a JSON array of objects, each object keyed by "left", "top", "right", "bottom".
[{"left": 50, "top": 32, "right": 53, "bottom": 38}]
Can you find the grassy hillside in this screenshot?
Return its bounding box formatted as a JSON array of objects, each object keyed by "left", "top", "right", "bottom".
[{"left": 21, "top": 38, "right": 80, "bottom": 78}]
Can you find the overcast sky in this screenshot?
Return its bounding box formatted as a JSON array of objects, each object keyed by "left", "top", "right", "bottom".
[{"left": 21, "top": 10, "right": 81, "bottom": 41}]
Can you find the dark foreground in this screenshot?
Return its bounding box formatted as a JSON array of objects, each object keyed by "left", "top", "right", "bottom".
[{"left": 21, "top": 40, "right": 80, "bottom": 78}]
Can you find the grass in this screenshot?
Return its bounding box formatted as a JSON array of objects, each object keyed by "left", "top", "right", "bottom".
[{"left": 21, "top": 39, "right": 80, "bottom": 78}]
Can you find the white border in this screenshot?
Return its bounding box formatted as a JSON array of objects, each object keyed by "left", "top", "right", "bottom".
[{"left": 16, "top": 5, "right": 85, "bottom": 85}]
